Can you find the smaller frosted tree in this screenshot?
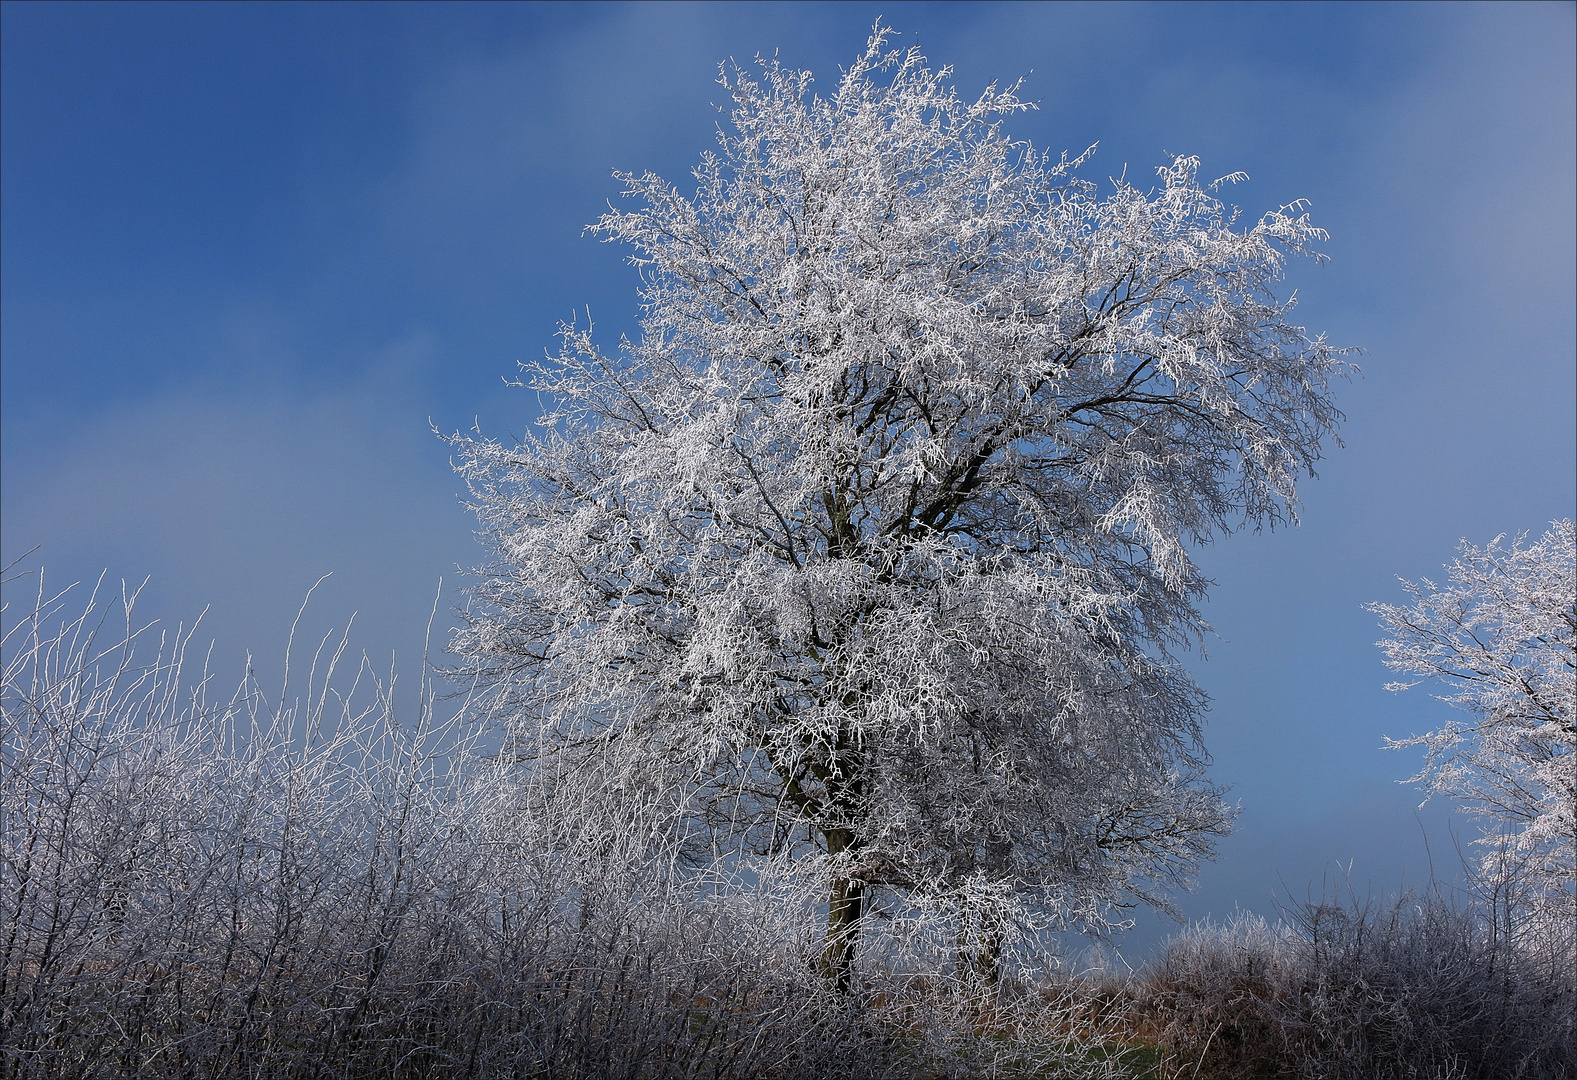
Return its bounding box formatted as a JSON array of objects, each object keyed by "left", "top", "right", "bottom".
[{"left": 1369, "top": 520, "right": 1575, "bottom": 911}]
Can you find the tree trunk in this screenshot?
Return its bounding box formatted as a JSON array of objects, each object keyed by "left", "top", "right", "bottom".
[
  {"left": 960, "top": 840, "right": 1011, "bottom": 998},
  {"left": 822, "top": 827, "right": 863, "bottom": 992},
  {"left": 959, "top": 910, "right": 1002, "bottom": 988}
]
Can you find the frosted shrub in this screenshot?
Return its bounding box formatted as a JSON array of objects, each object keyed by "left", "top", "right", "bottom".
[
  {"left": 1137, "top": 893, "right": 1575, "bottom": 1079},
  {"left": 1, "top": 577, "right": 1136, "bottom": 1079},
  {"left": 1137, "top": 914, "right": 1297, "bottom": 1079},
  {"left": 1279, "top": 893, "right": 1573, "bottom": 1080}
]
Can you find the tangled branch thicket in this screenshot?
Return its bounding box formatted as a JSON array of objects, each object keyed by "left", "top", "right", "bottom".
[
  {"left": 0, "top": 579, "right": 1137, "bottom": 1080},
  {"left": 1135, "top": 893, "right": 1575, "bottom": 1079},
  {"left": 2, "top": 578, "right": 1574, "bottom": 1079}
]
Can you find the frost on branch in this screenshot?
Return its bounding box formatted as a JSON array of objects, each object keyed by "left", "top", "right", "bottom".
[
  {"left": 451, "top": 28, "right": 1346, "bottom": 982},
  {"left": 1370, "top": 520, "right": 1576, "bottom": 913}
]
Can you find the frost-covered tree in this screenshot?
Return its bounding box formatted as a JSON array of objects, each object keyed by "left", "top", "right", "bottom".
[
  {"left": 1370, "top": 520, "right": 1576, "bottom": 911},
  {"left": 452, "top": 29, "right": 1345, "bottom": 987}
]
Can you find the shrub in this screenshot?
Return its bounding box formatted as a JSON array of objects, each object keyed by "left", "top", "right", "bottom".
[
  {"left": 1136, "top": 894, "right": 1575, "bottom": 1079},
  {"left": 0, "top": 579, "right": 1125, "bottom": 1079}
]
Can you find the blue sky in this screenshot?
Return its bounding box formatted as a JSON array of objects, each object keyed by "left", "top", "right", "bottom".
[{"left": 3, "top": 1, "right": 1573, "bottom": 954}]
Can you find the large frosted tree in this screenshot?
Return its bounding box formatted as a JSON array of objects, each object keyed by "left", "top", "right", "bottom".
[{"left": 452, "top": 30, "right": 1345, "bottom": 987}]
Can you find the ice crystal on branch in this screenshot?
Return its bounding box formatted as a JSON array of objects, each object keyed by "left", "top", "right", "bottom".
[{"left": 451, "top": 28, "right": 1346, "bottom": 985}]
